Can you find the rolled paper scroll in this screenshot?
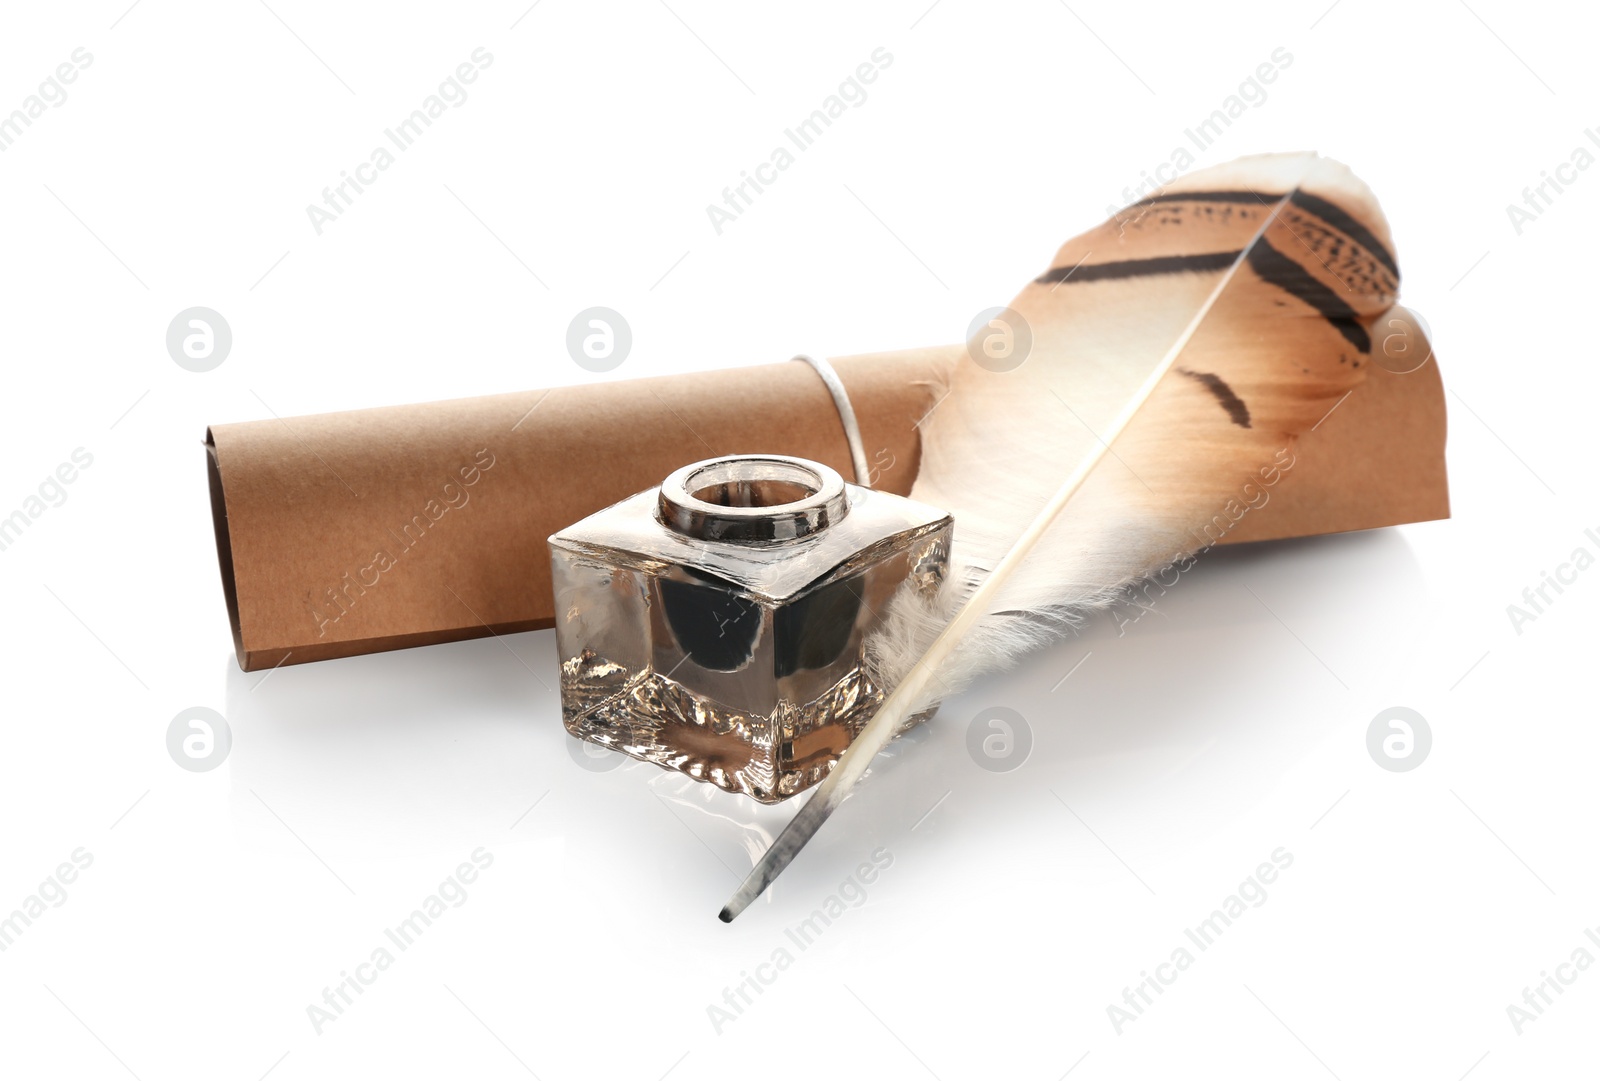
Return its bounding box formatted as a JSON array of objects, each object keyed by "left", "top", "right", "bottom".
[{"left": 206, "top": 343, "right": 1446, "bottom": 671}]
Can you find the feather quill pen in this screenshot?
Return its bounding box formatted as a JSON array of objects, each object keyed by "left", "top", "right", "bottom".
[{"left": 721, "top": 152, "right": 1406, "bottom": 919}]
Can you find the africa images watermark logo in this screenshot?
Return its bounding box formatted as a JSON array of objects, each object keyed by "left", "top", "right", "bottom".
[
  {"left": 1106, "top": 847, "right": 1294, "bottom": 1034},
  {"left": 305, "top": 48, "right": 494, "bottom": 235},
  {"left": 705, "top": 47, "right": 892, "bottom": 234},
  {"left": 706, "top": 847, "right": 893, "bottom": 1034},
  {"left": 1108, "top": 446, "right": 1296, "bottom": 635},
  {"left": 167, "top": 708, "right": 232, "bottom": 772},
  {"left": 0, "top": 849, "right": 94, "bottom": 953},
  {"left": 306, "top": 848, "right": 495, "bottom": 1034},
  {"left": 0, "top": 448, "right": 94, "bottom": 555},
  {"left": 167, "top": 307, "right": 232, "bottom": 372},
  {"left": 1504, "top": 924, "right": 1600, "bottom": 1035},
  {"left": 1105, "top": 47, "right": 1292, "bottom": 217},
  {"left": 1504, "top": 525, "right": 1600, "bottom": 636},
  {"left": 307, "top": 449, "right": 499, "bottom": 637},
  {"left": 1505, "top": 129, "right": 1600, "bottom": 235},
  {"left": 0, "top": 48, "right": 92, "bottom": 153}
]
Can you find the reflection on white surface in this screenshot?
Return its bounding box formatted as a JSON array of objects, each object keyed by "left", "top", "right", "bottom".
[{"left": 222, "top": 527, "right": 1426, "bottom": 915}]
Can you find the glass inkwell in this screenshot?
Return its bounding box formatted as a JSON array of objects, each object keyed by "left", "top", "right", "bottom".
[{"left": 549, "top": 454, "right": 951, "bottom": 802}]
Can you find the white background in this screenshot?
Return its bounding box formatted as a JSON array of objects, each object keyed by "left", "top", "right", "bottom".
[{"left": 1, "top": 1, "right": 1595, "bottom": 1078}]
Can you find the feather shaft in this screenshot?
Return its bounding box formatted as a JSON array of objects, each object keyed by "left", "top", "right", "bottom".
[{"left": 719, "top": 173, "right": 1310, "bottom": 922}]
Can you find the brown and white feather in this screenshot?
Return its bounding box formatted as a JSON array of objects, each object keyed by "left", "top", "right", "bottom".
[
  {"left": 722, "top": 152, "right": 1411, "bottom": 919},
  {"left": 871, "top": 152, "right": 1402, "bottom": 706}
]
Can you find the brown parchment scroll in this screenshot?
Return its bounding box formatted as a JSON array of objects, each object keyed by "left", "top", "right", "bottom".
[{"left": 206, "top": 347, "right": 1448, "bottom": 671}]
